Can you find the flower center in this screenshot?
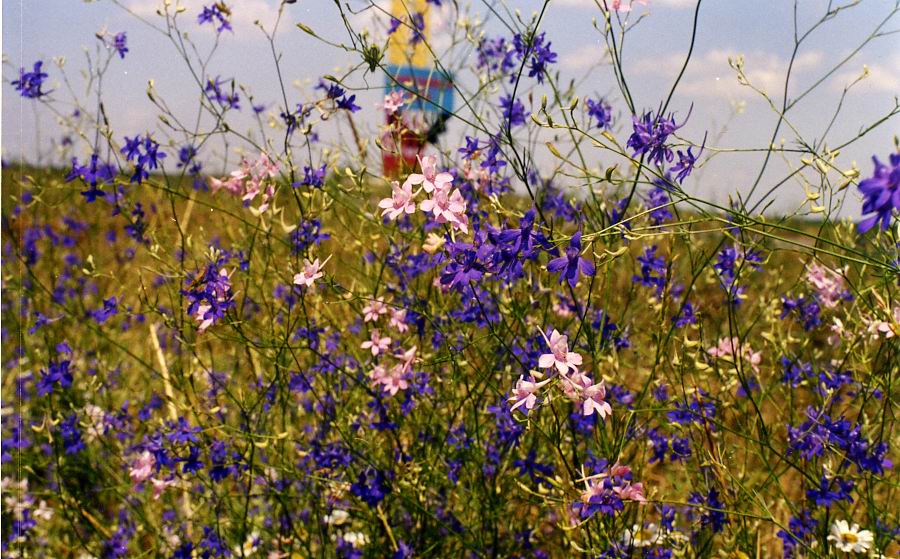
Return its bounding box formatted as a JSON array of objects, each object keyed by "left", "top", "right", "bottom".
[{"left": 841, "top": 532, "right": 858, "bottom": 543}]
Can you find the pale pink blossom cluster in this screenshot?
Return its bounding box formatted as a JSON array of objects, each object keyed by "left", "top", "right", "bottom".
[
  {"left": 128, "top": 451, "right": 175, "bottom": 500},
  {"left": 607, "top": 0, "right": 648, "bottom": 12},
  {"left": 361, "top": 329, "right": 391, "bottom": 356},
  {"left": 371, "top": 346, "right": 417, "bottom": 396},
  {"left": 866, "top": 306, "right": 899, "bottom": 340},
  {"left": 460, "top": 160, "right": 492, "bottom": 191},
  {"left": 293, "top": 256, "right": 329, "bottom": 289},
  {"left": 360, "top": 297, "right": 417, "bottom": 396},
  {"left": 805, "top": 263, "right": 849, "bottom": 309},
  {"left": 378, "top": 155, "right": 469, "bottom": 233},
  {"left": 707, "top": 336, "right": 762, "bottom": 373},
  {"left": 508, "top": 328, "right": 612, "bottom": 419},
  {"left": 209, "top": 151, "right": 280, "bottom": 215},
  {"left": 381, "top": 91, "right": 406, "bottom": 115},
  {"left": 579, "top": 462, "right": 647, "bottom": 509}
]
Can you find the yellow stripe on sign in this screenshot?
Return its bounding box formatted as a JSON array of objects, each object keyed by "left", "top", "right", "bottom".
[{"left": 387, "top": 0, "right": 431, "bottom": 67}]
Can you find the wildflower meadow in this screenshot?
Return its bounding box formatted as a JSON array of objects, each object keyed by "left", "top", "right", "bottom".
[{"left": 2, "top": 0, "right": 899, "bottom": 557}]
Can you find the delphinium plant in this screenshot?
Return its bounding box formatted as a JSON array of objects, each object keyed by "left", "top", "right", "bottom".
[{"left": 2, "top": 1, "right": 899, "bottom": 558}]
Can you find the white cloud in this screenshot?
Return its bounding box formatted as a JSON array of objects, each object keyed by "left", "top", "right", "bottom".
[
  {"left": 631, "top": 48, "right": 825, "bottom": 101},
  {"left": 831, "top": 56, "right": 900, "bottom": 94},
  {"left": 560, "top": 40, "right": 610, "bottom": 71},
  {"left": 555, "top": 0, "right": 696, "bottom": 9},
  {"left": 124, "top": 0, "right": 281, "bottom": 38}
]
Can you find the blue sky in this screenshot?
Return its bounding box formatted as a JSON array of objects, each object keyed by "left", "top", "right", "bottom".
[{"left": 3, "top": 0, "right": 898, "bottom": 214}]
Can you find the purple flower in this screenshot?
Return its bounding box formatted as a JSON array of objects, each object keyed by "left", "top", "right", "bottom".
[
  {"left": 12, "top": 61, "right": 49, "bottom": 99},
  {"left": 120, "top": 135, "right": 167, "bottom": 184},
  {"left": 112, "top": 32, "right": 128, "bottom": 59},
  {"left": 547, "top": 231, "right": 595, "bottom": 287},
  {"left": 458, "top": 136, "right": 481, "bottom": 160},
  {"left": 89, "top": 296, "right": 119, "bottom": 324},
  {"left": 857, "top": 153, "right": 899, "bottom": 233},
  {"left": 645, "top": 180, "right": 674, "bottom": 225},
  {"left": 627, "top": 110, "right": 687, "bottom": 166},
  {"left": 477, "top": 37, "right": 517, "bottom": 77},
  {"left": 387, "top": 16, "right": 401, "bottom": 35},
  {"left": 36, "top": 360, "right": 73, "bottom": 396},
  {"left": 65, "top": 154, "right": 117, "bottom": 202},
  {"left": 513, "top": 32, "right": 557, "bottom": 84},
  {"left": 295, "top": 164, "right": 327, "bottom": 189},
  {"left": 500, "top": 94, "right": 528, "bottom": 127},
  {"left": 316, "top": 79, "right": 345, "bottom": 100},
  {"left": 198, "top": 4, "right": 232, "bottom": 32},
  {"left": 336, "top": 94, "right": 361, "bottom": 113},
  {"left": 205, "top": 76, "right": 240, "bottom": 110},
  {"left": 409, "top": 12, "right": 425, "bottom": 45},
  {"left": 351, "top": 467, "right": 392, "bottom": 507},
  {"left": 586, "top": 97, "right": 612, "bottom": 129},
  {"left": 669, "top": 136, "right": 705, "bottom": 183}
]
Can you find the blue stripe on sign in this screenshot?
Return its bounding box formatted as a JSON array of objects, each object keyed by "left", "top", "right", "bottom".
[{"left": 384, "top": 64, "right": 454, "bottom": 114}]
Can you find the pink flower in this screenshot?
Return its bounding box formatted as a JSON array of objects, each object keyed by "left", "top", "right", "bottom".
[
  {"left": 573, "top": 375, "right": 612, "bottom": 418},
  {"left": 208, "top": 175, "right": 242, "bottom": 195},
  {"left": 151, "top": 477, "right": 176, "bottom": 500},
  {"left": 378, "top": 364, "right": 409, "bottom": 396},
  {"left": 866, "top": 307, "right": 899, "bottom": 339},
  {"left": 805, "top": 263, "right": 848, "bottom": 308},
  {"left": 707, "top": 337, "right": 761, "bottom": 373},
  {"left": 608, "top": 0, "right": 648, "bottom": 12},
  {"left": 361, "top": 330, "right": 392, "bottom": 356},
  {"left": 419, "top": 186, "right": 469, "bottom": 233},
  {"left": 293, "top": 256, "right": 328, "bottom": 289},
  {"left": 395, "top": 345, "right": 417, "bottom": 373},
  {"left": 370, "top": 347, "right": 416, "bottom": 396},
  {"left": 382, "top": 91, "right": 406, "bottom": 115},
  {"left": 208, "top": 152, "right": 280, "bottom": 214},
  {"left": 389, "top": 307, "right": 409, "bottom": 333},
  {"left": 538, "top": 329, "right": 583, "bottom": 374},
  {"left": 363, "top": 298, "right": 389, "bottom": 322},
  {"left": 129, "top": 451, "right": 155, "bottom": 484},
  {"left": 378, "top": 180, "right": 417, "bottom": 220},
  {"left": 509, "top": 375, "right": 551, "bottom": 413},
  {"left": 404, "top": 154, "right": 453, "bottom": 193},
  {"left": 615, "top": 482, "right": 647, "bottom": 503}
]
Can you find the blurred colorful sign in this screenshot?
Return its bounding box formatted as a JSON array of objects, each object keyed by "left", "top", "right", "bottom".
[{"left": 381, "top": 0, "right": 455, "bottom": 175}]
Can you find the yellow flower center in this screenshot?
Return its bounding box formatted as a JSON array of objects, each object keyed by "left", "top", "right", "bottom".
[{"left": 842, "top": 532, "right": 858, "bottom": 543}]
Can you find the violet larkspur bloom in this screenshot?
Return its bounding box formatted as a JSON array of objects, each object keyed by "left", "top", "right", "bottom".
[
  {"left": 586, "top": 97, "right": 612, "bottom": 129},
  {"left": 500, "top": 94, "right": 528, "bottom": 127},
  {"left": 336, "top": 94, "right": 361, "bottom": 113},
  {"left": 547, "top": 231, "right": 595, "bottom": 287},
  {"left": 857, "top": 153, "right": 899, "bottom": 233},
  {"left": 669, "top": 134, "right": 706, "bottom": 183},
  {"left": 205, "top": 76, "right": 240, "bottom": 110},
  {"left": 12, "top": 61, "right": 49, "bottom": 99},
  {"left": 296, "top": 164, "right": 326, "bottom": 189},
  {"left": 198, "top": 4, "right": 232, "bottom": 33},
  {"left": 112, "top": 32, "right": 128, "bottom": 59},
  {"left": 120, "top": 135, "right": 166, "bottom": 184},
  {"left": 512, "top": 31, "right": 558, "bottom": 84},
  {"left": 65, "top": 153, "right": 117, "bottom": 202},
  {"left": 626, "top": 109, "right": 687, "bottom": 166}
]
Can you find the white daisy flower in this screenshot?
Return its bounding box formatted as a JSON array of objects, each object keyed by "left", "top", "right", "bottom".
[
  {"left": 622, "top": 523, "right": 661, "bottom": 548},
  {"left": 827, "top": 520, "right": 873, "bottom": 554}
]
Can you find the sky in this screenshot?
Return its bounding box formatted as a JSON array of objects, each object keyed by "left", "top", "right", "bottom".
[{"left": 2, "top": 0, "right": 899, "bottom": 216}]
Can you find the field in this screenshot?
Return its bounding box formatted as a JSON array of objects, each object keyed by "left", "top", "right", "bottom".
[{"left": 2, "top": 1, "right": 899, "bottom": 558}]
